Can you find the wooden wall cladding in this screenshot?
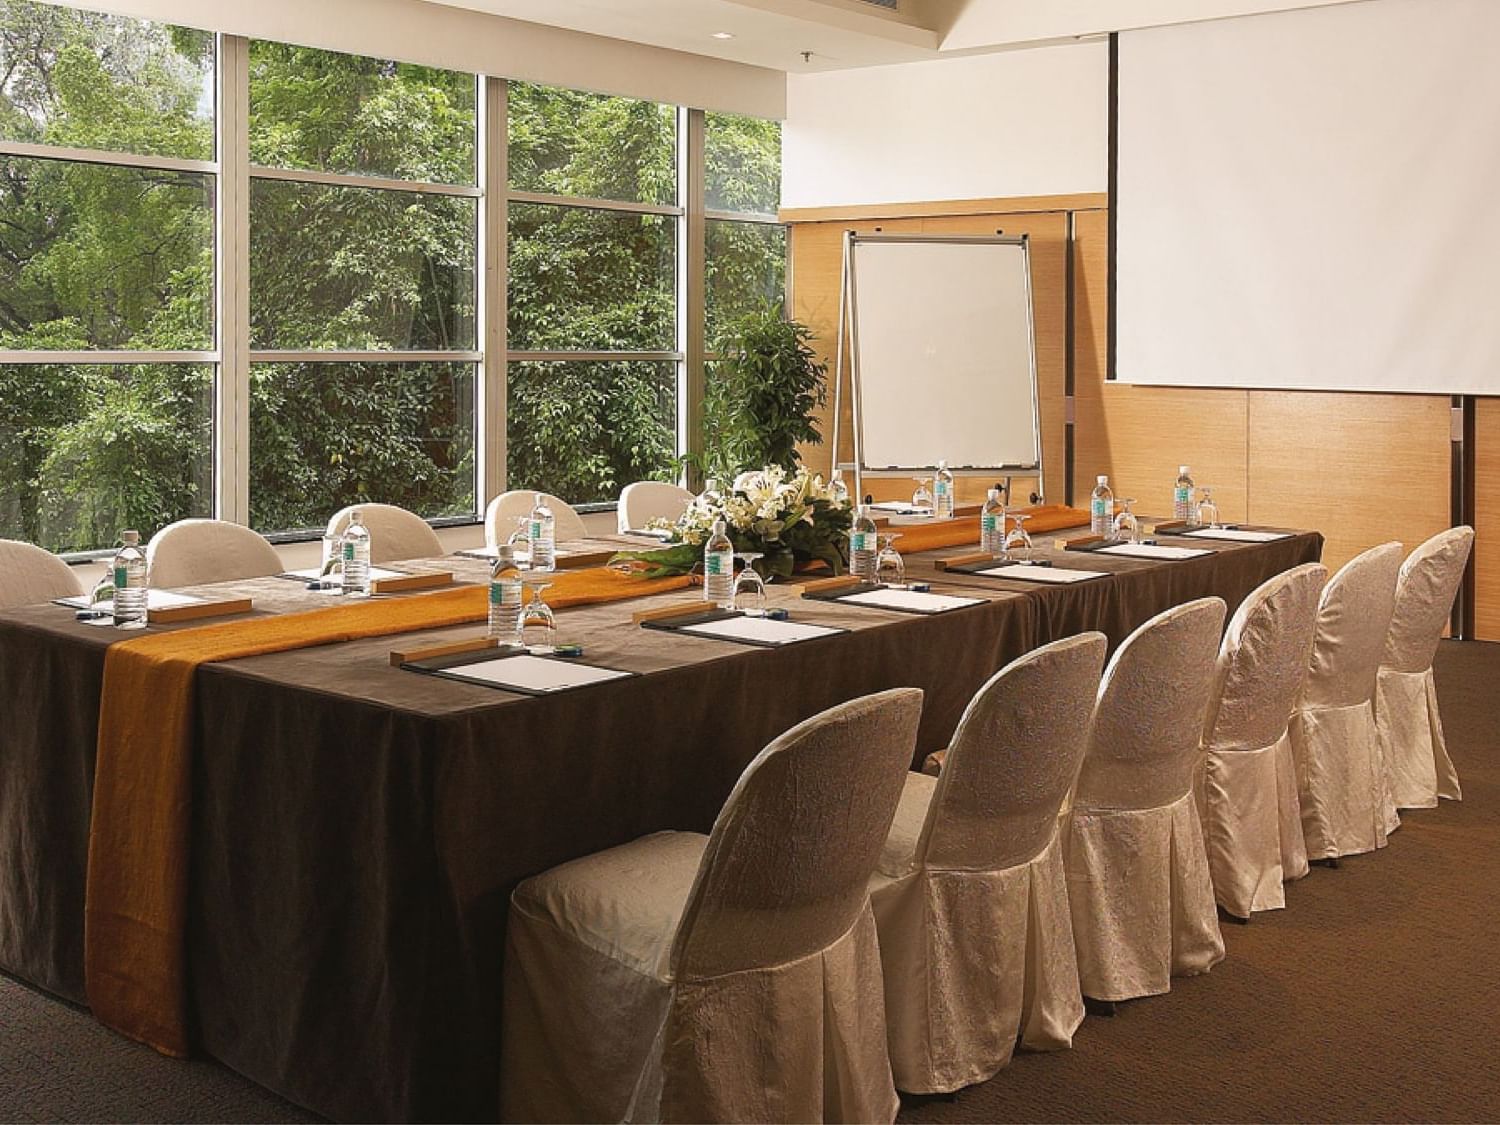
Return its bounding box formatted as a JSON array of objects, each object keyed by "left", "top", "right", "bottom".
[{"left": 1475, "top": 398, "right": 1500, "bottom": 639}]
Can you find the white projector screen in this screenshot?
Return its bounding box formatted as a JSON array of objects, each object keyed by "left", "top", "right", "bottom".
[
  {"left": 848, "top": 236, "right": 1040, "bottom": 472},
  {"left": 1114, "top": 0, "right": 1500, "bottom": 395}
]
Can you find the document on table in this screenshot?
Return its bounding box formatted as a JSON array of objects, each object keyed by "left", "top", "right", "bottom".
[
  {"left": 869, "top": 502, "right": 931, "bottom": 516},
  {"left": 839, "top": 588, "right": 984, "bottom": 614},
  {"left": 56, "top": 588, "right": 205, "bottom": 611},
  {"left": 1179, "top": 528, "right": 1292, "bottom": 543},
  {"left": 280, "top": 565, "right": 407, "bottom": 582},
  {"left": 434, "top": 654, "right": 632, "bottom": 694},
  {"left": 1096, "top": 543, "right": 1213, "bottom": 560},
  {"left": 975, "top": 564, "right": 1107, "bottom": 584},
  {"left": 681, "top": 616, "right": 843, "bottom": 646}
]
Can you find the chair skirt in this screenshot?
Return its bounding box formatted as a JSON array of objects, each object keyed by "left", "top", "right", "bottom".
[
  {"left": 1199, "top": 732, "right": 1309, "bottom": 918},
  {"left": 869, "top": 831, "right": 1083, "bottom": 1095},
  {"left": 1064, "top": 790, "right": 1225, "bottom": 1002},
  {"left": 1376, "top": 666, "right": 1462, "bottom": 810},
  {"left": 1291, "top": 700, "right": 1400, "bottom": 859}
]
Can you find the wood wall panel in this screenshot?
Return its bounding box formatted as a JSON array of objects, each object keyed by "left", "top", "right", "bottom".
[{"left": 1475, "top": 398, "right": 1500, "bottom": 640}]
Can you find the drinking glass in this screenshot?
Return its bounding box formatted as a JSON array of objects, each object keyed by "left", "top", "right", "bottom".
[
  {"left": 1196, "top": 487, "right": 1221, "bottom": 530},
  {"left": 732, "top": 552, "right": 768, "bottom": 616},
  {"left": 911, "top": 476, "right": 934, "bottom": 513},
  {"left": 875, "top": 532, "right": 905, "bottom": 587},
  {"left": 1002, "top": 512, "right": 1034, "bottom": 562},
  {"left": 1112, "top": 498, "right": 1141, "bottom": 544},
  {"left": 320, "top": 532, "right": 344, "bottom": 580},
  {"left": 520, "top": 578, "right": 556, "bottom": 653}
]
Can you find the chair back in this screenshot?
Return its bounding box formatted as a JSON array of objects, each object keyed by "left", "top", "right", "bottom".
[
  {"left": 617, "top": 480, "right": 692, "bottom": 533},
  {"left": 0, "top": 539, "right": 84, "bottom": 608},
  {"left": 484, "top": 490, "right": 588, "bottom": 545},
  {"left": 1383, "top": 527, "right": 1474, "bottom": 674},
  {"left": 1299, "top": 542, "right": 1402, "bottom": 710},
  {"left": 921, "top": 633, "right": 1106, "bottom": 871},
  {"left": 326, "top": 503, "right": 443, "bottom": 564},
  {"left": 670, "top": 688, "right": 924, "bottom": 982},
  {"left": 1075, "top": 597, "right": 1226, "bottom": 812},
  {"left": 1202, "top": 563, "right": 1326, "bottom": 753},
  {"left": 145, "top": 519, "right": 283, "bottom": 589}
]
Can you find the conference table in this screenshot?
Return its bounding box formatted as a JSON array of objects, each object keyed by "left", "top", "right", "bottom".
[{"left": 0, "top": 522, "right": 1321, "bottom": 1122}]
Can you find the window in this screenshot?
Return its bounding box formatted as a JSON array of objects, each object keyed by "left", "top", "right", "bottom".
[
  {"left": 247, "top": 43, "right": 479, "bottom": 534},
  {"left": 0, "top": 0, "right": 216, "bottom": 552}
]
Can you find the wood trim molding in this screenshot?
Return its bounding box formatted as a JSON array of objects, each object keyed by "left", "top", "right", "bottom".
[{"left": 779, "top": 192, "right": 1109, "bottom": 224}]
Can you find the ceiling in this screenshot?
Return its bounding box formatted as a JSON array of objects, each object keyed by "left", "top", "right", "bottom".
[{"left": 419, "top": 0, "right": 1369, "bottom": 72}]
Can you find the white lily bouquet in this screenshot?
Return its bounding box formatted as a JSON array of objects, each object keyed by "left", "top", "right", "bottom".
[{"left": 614, "top": 465, "right": 853, "bottom": 580}]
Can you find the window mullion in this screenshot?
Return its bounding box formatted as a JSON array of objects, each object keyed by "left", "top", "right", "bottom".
[
  {"left": 480, "top": 75, "right": 508, "bottom": 504},
  {"left": 680, "top": 107, "right": 706, "bottom": 491},
  {"left": 216, "top": 33, "right": 251, "bottom": 525}
]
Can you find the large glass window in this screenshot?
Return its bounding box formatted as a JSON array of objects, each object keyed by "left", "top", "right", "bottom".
[
  {"left": 247, "top": 43, "right": 478, "bottom": 535},
  {"left": 0, "top": 0, "right": 215, "bottom": 552}
]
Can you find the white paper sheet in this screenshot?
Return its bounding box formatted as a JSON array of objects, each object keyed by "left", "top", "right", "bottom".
[
  {"left": 1097, "top": 543, "right": 1213, "bottom": 561},
  {"left": 1179, "top": 528, "right": 1292, "bottom": 543},
  {"left": 975, "top": 564, "right": 1107, "bottom": 584},
  {"left": 282, "top": 565, "right": 407, "bottom": 582},
  {"left": 840, "top": 588, "right": 984, "bottom": 614},
  {"left": 438, "top": 654, "right": 632, "bottom": 693},
  {"left": 56, "top": 588, "right": 205, "bottom": 611},
  {"left": 681, "top": 616, "right": 842, "bottom": 646},
  {"left": 869, "top": 502, "right": 931, "bottom": 516}
]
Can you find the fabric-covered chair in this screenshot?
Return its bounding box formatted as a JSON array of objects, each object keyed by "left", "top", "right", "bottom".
[
  {"left": 500, "top": 688, "right": 923, "bottom": 1124},
  {"left": 618, "top": 480, "right": 693, "bottom": 533},
  {"left": 484, "top": 490, "right": 588, "bottom": 546},
  {"left": 0, "top": 538, "right": 85, "bottom": 608},
  {"left": 145, "top": 519, "right": 284, "bottom": 589},
  {"left": 870, "top": 633, "right": 1107, "bottom": 1095},
  {"left": 1290, "top": 542, "right": 1403, "bottom": 860},
  {"left": 1376, "top": 526, "right": 1473, "bottom": 809},
  {"left": 1198, "top": 563, "right": 1327, "bottom": 919},
  {"left": 325, "top": 503, "right": 442, "bottom": 564},
  {"left": 1065, "top": 597, "right": 1228, "bottom": 1002}
]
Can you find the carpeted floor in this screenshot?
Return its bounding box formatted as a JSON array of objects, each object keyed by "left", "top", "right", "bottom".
[{"left": 2, "top": 640, "right": 1497, "bottom": 1123}]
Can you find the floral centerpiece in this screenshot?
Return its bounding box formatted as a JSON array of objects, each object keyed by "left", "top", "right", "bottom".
[{"left": 614, "top": 465, "right": 852, "bottom": 580}]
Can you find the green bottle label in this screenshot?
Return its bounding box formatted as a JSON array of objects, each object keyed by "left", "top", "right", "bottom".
[
  {"left": 113, "top": 565, "right": 127, "bottom": 589},
  {"left": 981, "top": 514, "right": 999, "bottom": 533},
  {"left": 850, "top": 531, "right": 874, "bottom": 552},
  {"left": 705, "top": 551, "right": 730, "bottom": 576}
]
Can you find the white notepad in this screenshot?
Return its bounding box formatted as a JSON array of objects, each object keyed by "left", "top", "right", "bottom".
[
  {"left": 437, "top": 654, "right": 631, "bottom": 693},
  {"left": 681, "top": 616, "right": 842, "bottom": 645},
  {"left": 975, "top": 564, "right": 1107, "bottom": 584},
  {"left": 56, "top": 588, "right": 205, "bottom": 612},
  {"left": 1097, "top": 543, "right": 1213, "bottom": 561},
  {"left": 840, "top": 588, "right": 984, "bottom": 614},
  {"left": 869, "top": 502, "right": 931, "bottom": 516},
  {"left": 1180, "top": 528, "right": 1291, "bottom": 543},
  {"left": 282, "top": 565, "right": 407, "bottom": 582}
]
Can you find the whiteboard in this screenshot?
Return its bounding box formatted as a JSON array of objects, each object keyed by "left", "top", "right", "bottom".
[{"left": 846, "top": 235, "right": 1039, "bottom": 473}]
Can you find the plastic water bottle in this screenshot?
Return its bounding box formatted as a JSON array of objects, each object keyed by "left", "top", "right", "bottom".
[
  {"left": 934, "top": 460, "right": 956, "bottom": 519},
  {"left": 829, "top": 469, "right": 850, "bottom": 507},
  {"left": 980, "top": 488, "right": 1006, "bottom": 556},
  {"left": 111, "top": 530, "right": 147, "bottom": 629},
  {"left": 849, "top": 504, "right": 878, "bottom": 581},
  {"left": 528, "top": 492, "right": 556, "bottom": 573},
  {"left": 703, "top": 518, "right": 734, "bottom": 606},
  {"left": 342, "top": 509, "right": 371, "bottom": 597},
  {"left": 1090, "top": 475, "right": 1114, "bottom": 538},
  {"left": 1175, "top": 465, "right": 1197, "bottom": 525},
  {"left": 488, "top": 544, "right": 523, "bottom": 645}
]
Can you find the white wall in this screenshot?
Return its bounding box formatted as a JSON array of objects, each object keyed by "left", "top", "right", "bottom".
[{"left": 781, "top": 40, "right": 1107, "bottom": 210}]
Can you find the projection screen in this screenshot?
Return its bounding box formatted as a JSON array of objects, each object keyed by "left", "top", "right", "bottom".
[{"left": 1113, "top": 0, "right": 1500, "bottom": 395}]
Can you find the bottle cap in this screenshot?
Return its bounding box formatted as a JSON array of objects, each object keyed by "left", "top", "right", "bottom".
[
  {"left": 987, "top": 488, "right": 999, "bottom": 500},
  {"left": 1097, "top": 474, "right": 1108, "bottom": 485},
  {"left": 712, "top": 518, "right": 726, "bottom": 534},
  {"left": 121, "top": 530, "right": 139, "bottom": 546},
  {"left": 1179, "top": 465, "right": 1190, "bottom": 475}
]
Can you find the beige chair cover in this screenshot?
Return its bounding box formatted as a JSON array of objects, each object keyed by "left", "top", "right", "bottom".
[
  {"left": 0, "top": 538, "right": 85, "bottom": 608},
  {"left": 485, "top": 490, "right": 589, "bottom": 545},
  {"left": 500, "top": 688, "right": 924, "bottom": 1124},
  {"left": 618, "top": 481, "right": 693, "bottom": 533},
  {"left": 144, "top": 519, "right": 284, "bottom": 588},
  {"left": 1376, "top": 527, "right": 1472, "bottom": 809},
  {"left": 325, "top": 502, "right": 443, "bottom": 564},
  {"left": 1066, "top": 598, "right": 1227, "bottom": 1001},
  {"left": 1198, "top": 563, "right": 1327, "bottom": 917},
  {"left": 869, "top": 633, "right": 1107, "bottom": 1094},
  {"left": 1290, "top": 542, "right": 1403, "bottom": 859}
]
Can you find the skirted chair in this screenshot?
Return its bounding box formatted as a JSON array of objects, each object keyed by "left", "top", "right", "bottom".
[
  {"left": 618, "top": 481, "right": 693, "bottom": 533},
  {"left": 145, "top": 519, "right": 284, "bottom": 588},
  {"left": 485, "top": 490, "right": 588, "bottom": 546},
  {"left": 1065, "top": 597, "right": 1228, "bottom": 1002},
  {"left": 1377, "top": 526, "right": 1473, "bottom": 809},
  {"left": 326, "top": 503, "right": 442, "bottom": 564},
  {"left": 1290, "top": 542, "right": 1403, "bottom": 860},
  {"left": 869, "top": 633, "right": 1107, "bottom": 1095},
  {"left": 1198, "top": 563, "right": 1327, "bottom": 919},
  {"left": 0, "top": 538, "right": 85, "bottom": 609},
  {"left": 500, "top": 688, "right": 924, "bottom": 1124}
]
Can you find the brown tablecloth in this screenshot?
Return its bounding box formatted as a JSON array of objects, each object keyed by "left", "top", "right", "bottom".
[{"left": 0, "top": 527, "right": 1321, "bottom": 1121}]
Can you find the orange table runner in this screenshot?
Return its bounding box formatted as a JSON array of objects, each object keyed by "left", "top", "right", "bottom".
[
  {"left": 85, "top": 568, "right": 691, "bottom": 1056},
  {"left": 886, "top": 503, "right": 1090, "bottom": 554}
]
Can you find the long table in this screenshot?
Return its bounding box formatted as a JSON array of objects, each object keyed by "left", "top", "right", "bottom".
[{"left": 0, "top": 526, "right": 1321, "bottom": 1121}]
